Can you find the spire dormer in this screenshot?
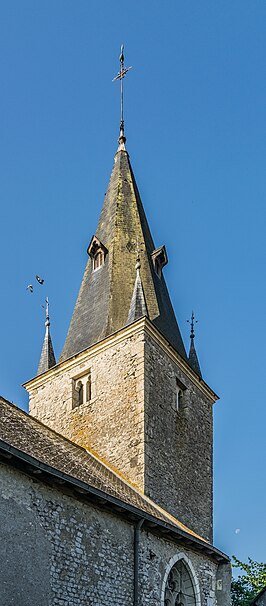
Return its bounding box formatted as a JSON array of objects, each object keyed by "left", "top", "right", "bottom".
[{"left": 59, "top": 145, "right": 186, "bottom": 362}]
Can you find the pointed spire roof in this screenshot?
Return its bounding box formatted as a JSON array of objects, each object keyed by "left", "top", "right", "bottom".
[
  {"left": 127, "top": 255, "right": 148, "bottom": 324},
  {"left": 38, "top": 298, "right": 56, "bottom": 376},
  {"left": 59, "top": 145, "right": 187, "bottom": 363},
  {"left": 188, "top": 312, "right": 202, "bottom": 378}
]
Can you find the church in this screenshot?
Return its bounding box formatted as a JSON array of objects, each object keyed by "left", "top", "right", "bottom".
[{"left": 0, "top": 51, "right": 231, "bottom": 606}]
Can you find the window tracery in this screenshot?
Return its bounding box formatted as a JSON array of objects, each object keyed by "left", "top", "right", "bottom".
[
  {"left": 93, "top": 250, "right": 104, "bottom": 270},
  {"left": 164, "top": 559, "right": 197, "bottom": 606},
  {"left": 72, "top": 370, "right": 92, "bottom": 408}
]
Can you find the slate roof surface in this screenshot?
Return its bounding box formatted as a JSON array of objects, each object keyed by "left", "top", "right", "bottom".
[
  {"left": 60, "top": 148, "right": 187, "bottom": 362},
  {"left": 0, "top": 398, "right": 203, "bottom": 541},
  {"left": 188, "top": 337, "right": 202, "bottom": 379},
  {"left": 37, "top": 325, "right": 56, "bottom": 376},
  {"left": 127, "top": 268, "right": 148, "bottom": 324}
]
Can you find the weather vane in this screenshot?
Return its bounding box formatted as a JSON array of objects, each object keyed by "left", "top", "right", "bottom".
[
  {"left": 45, "top": 296, "right": 50, "bottom": 327},
  {"left": 112, "top": 44, "right": 132, "bottom": 146},
  {"left": 41, "top": 296, "right": 50, "bottom": 327},
  {"left": 187, "top": 311, "right": 198, "bottom": 340}
]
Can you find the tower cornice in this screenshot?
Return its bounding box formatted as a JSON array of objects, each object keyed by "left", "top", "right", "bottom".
[{"left": 24, "top": 316, "right": 218, "bottom": 403}]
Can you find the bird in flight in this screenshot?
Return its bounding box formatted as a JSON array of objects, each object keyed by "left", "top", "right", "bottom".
[
  {"left": 26, "top": 284, "right": 33, "bottom": 293},
  {"left": 36, "top": 275, "right": 44, "bottom": 285}
]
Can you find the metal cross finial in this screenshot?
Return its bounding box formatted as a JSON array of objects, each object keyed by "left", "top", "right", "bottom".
[
  {"left": 112, "top": 44, "right": 132, "bottom": 148},
  {"left": 187, "top": 311, "right": 198, "bottom": 340}
]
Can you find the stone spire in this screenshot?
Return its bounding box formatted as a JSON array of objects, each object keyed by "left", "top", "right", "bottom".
[
  {"left": 187, "top": 311, "right": 202, "bottom": 378},
  {"left": 37, "top": 298, "right": 56, "bottom": 376},
  {"left": 127, "top": 250, "right": 148, "bottom": 324},
  {"left": 59, "top": 49, "right": 187, "bottom": 363},
  {"left": 59, "top": 146, "right": 187, "bottom": 362}
]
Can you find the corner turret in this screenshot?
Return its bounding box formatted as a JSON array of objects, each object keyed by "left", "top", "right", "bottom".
[
  {"left": 37, "top": 298, "right": 56, "bottom": 375},
  {"left": 127, "top": 253, "right": 148, "bottom": 324},
  {"left": 188, "top": 311, "right": 202, "bottom": 378}
]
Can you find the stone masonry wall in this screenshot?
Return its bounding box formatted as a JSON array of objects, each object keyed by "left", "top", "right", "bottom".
[
  {"left": 0, "top": 463, "right": 133, "bottom": 606},
  {"left": 0, "top": 463, "right": 230, "bottom": 606},
  {"left": 29, "top": 329, "right": 145, "bottom": 491},
  {"left": 144, "top": 333, "right": 213, "bottom": 542},
  {"left": 28, "top": 322, "right": 214, "bottom": 541}
]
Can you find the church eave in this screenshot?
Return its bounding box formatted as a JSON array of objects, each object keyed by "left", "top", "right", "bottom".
[{"left": 0, "top": 431, "right": 229, "bottom": 565}]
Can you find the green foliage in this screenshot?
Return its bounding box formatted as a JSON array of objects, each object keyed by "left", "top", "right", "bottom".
[{"left": 231, "top": 556, "right": 266, "bottom": 606}]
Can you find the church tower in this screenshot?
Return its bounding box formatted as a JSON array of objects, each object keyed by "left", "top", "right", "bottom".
[{"left": 24, "top": 50, "right": 217, "bottom": 543}]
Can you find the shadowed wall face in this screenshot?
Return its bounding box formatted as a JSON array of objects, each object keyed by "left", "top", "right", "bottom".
[
  {"left": 0, "top": 462, "right": 229, "bottom": 605},
  {"left": 0, "top": 467, "right": 52, "bottom": 606},
  {"left": 144, "top": 334, "right": 213, "bottom": 542}
]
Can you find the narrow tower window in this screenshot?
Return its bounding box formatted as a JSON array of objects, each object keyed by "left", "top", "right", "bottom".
[
  {"left": 176, "top": 384, "right": 182, "bottom": 412},
  {"left": 77, "top": 381, "right": 83, "bottom": 406},
  {"left": 73, "top": 371, "right": 92, "bottom": 409},
  {"left": 93, "top": 250, "right": 104, "bottom": 271},
  {"left": 175, "top": 378, "right": 186, "bottom": 413},
  {"left": 86, "top": 373, "right": 91, "bottom": 402}
]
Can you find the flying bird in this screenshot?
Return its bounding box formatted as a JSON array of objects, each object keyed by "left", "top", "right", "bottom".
[
  {"left": 36, "top": 275, "right": 44, "bottom": 285},
  {"left": 26, "top": 284, "right": 33, "bottom": 293}
]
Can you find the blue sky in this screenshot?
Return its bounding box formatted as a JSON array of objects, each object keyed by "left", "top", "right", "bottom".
[{"left": 0, "top": 1, "right": 265, "bottom": 569}]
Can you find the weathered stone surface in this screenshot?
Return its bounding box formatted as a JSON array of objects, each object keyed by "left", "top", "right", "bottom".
[
  {"left": 0, "top": 472, "right": 52, "bottom": 606},
  {"left": 0, "top": 397, "right": 205, "bottom": 535},
  {"left": 28, "top": 326, "right": 146, "bottom": 492},
  {"left": 0, "top": 463, "right": 229, "bottom": 605},
  {"left": 0, "top": 464, "right": 133, "bottom": 606},
  {"left": 216, "top": 562, "right": 232, "bottom": 606},
  {"left": 27, "top": 319, "right": 215, "bottom": 541},
  {"left": 144, "top": 332, "right": 213, "bottom": 542}
]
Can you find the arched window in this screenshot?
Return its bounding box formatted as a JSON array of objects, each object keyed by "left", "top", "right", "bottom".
[
  {"left": 164, "top": 560, "right": 196, "bottom": 605},
  {"left": 93, "top": 250, "right": 104, "bottom": 271},
  {"left": 86, "top": 373, "right": 91, "bottom": 402},
  {"left": 87, "top": 235, "right": 108, "bottom": 272},
  {"left": 73, "top": 370, "right": 92, "bottom": 409},
  {"left": 175, "top": 378, "right": 186, "bottom": 414},
  {"left": 77, "top": 381, "right": 83, "bottom": 406},
  {"left": 162, "top": 555, "right": 200, "bottom": 606},
  {"left": 176, "top": 386, "right": 182, "bottom": 412}
]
